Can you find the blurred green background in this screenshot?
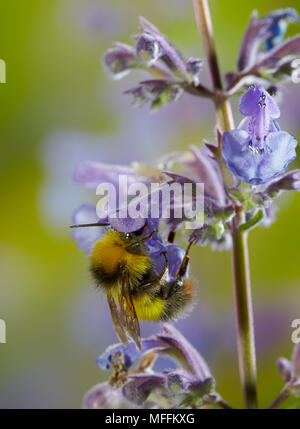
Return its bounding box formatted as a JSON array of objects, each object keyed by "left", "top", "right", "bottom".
[{"left": 0, "top": 0, "right": 299, "bottom": 409}]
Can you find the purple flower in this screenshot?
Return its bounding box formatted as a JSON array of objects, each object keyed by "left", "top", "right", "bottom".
[
  {"left": 103, "top": 17, "right": 204, "bottom": 110},
  {"left": 96, "top": 339, "right": 164, "bottom": 371},
  {"left": 89, "top": 324, "right": 219, "bottom": 409},
  {"left": 122, "top": 374, "right": 166, "bottom": 405},
  {"left": 149, "top": 243, "right": 189, "bottom": 282},
  {"left": 277, "top": 343, "right": 300, "bottom": 395},
  {"left": 83, "top": 382, "right": 136, "bottom": 409},
  {"left": 73, "top": 160, "right": 147, "bottom": 189},
  {"left": 180, "top": 145, "right": 226, "bottom": 206},
  {"left": 222, "top": 85, "right": 297, "bottom": 185},
  {"left": 227, "top": 8, "right": 300, "bottom": 90},
  {"left": 264, "top": 8, "right": 299, "bottom": 51},
  {"left": 156, "top": 324, "right": 211, "bottom": 379}
]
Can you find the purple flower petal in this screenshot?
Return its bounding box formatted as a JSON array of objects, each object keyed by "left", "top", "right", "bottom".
[
  {"left": 165, "top": 369, "right": 215, "bottom": 396},
  {"left": 222, "top": 129, "right": 297, "bottom": 185},
  {"left": 256, "top": 35, "right": 300, "bottom": 70},
  {"left": 97, "top": 339, "right": 166, "bottom": 371},
  {"left": 237, "top": 9, "right": 299, "bottom": 72},
  {"left": 258, "top": 132, "right": 297, "bottom": 181},
  {"left": 277, "top": 357, "right": 293, "bottom": 382},
  {"left": 186, "top": 145, "right": 226, "bottom": 205},
  {"left": 137, "top": 17, "right": 187, "bottom": 76},
  {"left": 122, "top": 373, "right": 166, "bottom": 405},
  {"left": 108, "top": 213, "right": 146, "bottom": 233},
  {"left": 149, "top": 243, "right": 189, "bottom": 281},
  {"left": 71, "top": 204, "right": 106, "bottom": 254},
  {"left": 135, "top": 33, "right": 162, "bottom": 66},
  {"left": 83, "top": 382, "right": 135, "bottom": 409},
  {"left": 185, "top": 58, "right": 203, "bottom": 86},
  {"left": 157, "top": 324, "right": 212, "bottom": 380},
  {"left": 264, "top": 8, "right": 299, "bottom": 51},
  {"left": 103, "top": 43, "right": 138, "bottom": 79},
  {"left": 239, "top": 85, "right": 280, "bottom": 118},
  {"left": 125, "top": 79, "right": 183, "bottom": 110},
  {"left": 265, "top": 170, "right": 300, "bottom": 192},
  {"left": 237, "top": 11, "right": 272, "bottom": 72},
  {"left": 73, "top": 161, "right": 135, "bottom": 188}
]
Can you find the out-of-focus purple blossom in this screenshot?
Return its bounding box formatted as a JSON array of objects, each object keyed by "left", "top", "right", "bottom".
[
  {"left": 73, "top": 160, "right": 149, "bottom": 189},
  {"left": 222, "top": 85, "right": 297, "bottom": 185},
  {"left": 103, "top": 17, "right": 205, "bottom": 111},
  {"left": 71, "top": 204, "right": 106, "bottom": 254},
  {"left": 74, "top": 1, "right": 124, "bottom": 39},
  {"left": 227, "top": 8, "right": 300, "bottom": 91}
]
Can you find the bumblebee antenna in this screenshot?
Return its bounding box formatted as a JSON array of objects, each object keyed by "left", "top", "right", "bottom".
[{"left": 70, "top": 222, "right": 109, "bottom": 228}]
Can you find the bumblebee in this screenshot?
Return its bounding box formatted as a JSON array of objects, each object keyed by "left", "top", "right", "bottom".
[{"left": 71, "top": 222, "right": 193, "bottom": 350}]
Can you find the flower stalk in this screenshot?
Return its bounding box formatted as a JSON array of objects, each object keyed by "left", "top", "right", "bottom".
[
  {"left": 231, "top": 210, "right": 257, "bottom": 409},
  {"left": 193, "top": 0, "right": 234, "bottom": 131},
  {"left": 193, "top": 0, "right": 258, "bottom": 408},
  {"left": 267, "top": 386, "right": 291, "bottom": 409}
]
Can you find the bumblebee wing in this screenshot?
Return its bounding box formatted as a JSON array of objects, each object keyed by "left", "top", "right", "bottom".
[
  {"left": 119, "top": 270, "right": 142, "bottom": 351},
  {"left": 107, "top": 292, "right": 129, "bottom": 346}
]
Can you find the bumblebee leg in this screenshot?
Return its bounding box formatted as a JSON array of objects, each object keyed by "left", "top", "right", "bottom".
[
  {"left": 167, "top": 231, "right": 176, "bottom": 243},
  {"left": 135, "top": 251, "right": 168, "bottom": 295},
  {"left": 176, "top": 240, "right": 194, "bottom": 278},
  {"left": 158, "top": 251, "right": 169, "bottom": 283}
]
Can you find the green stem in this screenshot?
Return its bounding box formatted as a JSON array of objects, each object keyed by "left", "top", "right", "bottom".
[
  {"left": 267, "top": 386, "right": 291, "bottom": 409},
  {"left": 193, "top": 0, "right": 234, "bottom": 131},
  {"left": 193, "top": 0, "right": 258, "bottom": 409},
  {"left": 232, "top": 210, "right": 258, "bottom": 408}
]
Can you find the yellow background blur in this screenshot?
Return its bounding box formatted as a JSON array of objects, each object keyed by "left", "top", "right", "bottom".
[{"left": 0, "top": 0, "right": 299, "bottom": 408}]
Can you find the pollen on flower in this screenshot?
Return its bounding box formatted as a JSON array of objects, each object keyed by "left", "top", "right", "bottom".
[{"left": 109, "top": 351, "right": 128, "bottom": 388}]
